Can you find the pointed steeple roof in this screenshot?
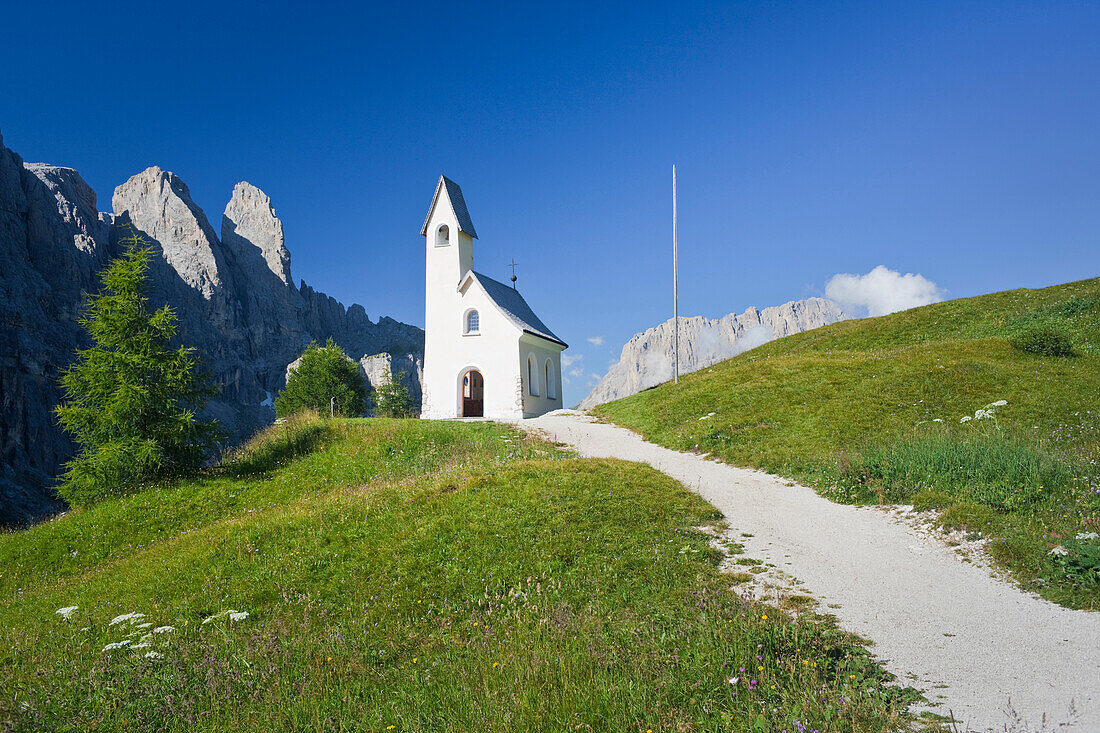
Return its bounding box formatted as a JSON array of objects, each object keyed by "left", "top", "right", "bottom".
[{"left": 420, "top": 175, "right": 478, "bottom": 239}]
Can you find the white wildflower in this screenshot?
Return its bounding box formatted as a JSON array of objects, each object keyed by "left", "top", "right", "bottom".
[
  {"left": 1049, "top": 546, "right": 1069, "bottom": 557},
  {"left": 133, "top": 622, "right": 153, "bottom": 629},
  {"left": 728, "top": 676, "right": 740, "bottom": 684},
  {"left": 102, "top": 639, "right": 132, "bottom": 651},
  {"left": 131, "top": 641, "right": 151, "bottom": 649},
  {"left": 989, "top": 400, "right": 1008, "bottom": 407},
  {"left": 152, "top": 626, "right": 175, "bottom": 634},
  {"left": 144, "top": 651, "right": 163, "bottom": 659},
  {"left": 203, "top": 609, "right": 249, "bottom": 624},
  {"left": 109, "top": 612, "right": 145, "bottom": 626},
  {"left": 55, "top": 606, "right": 79, "bottom": 619},
  {"left": 1076, "top": 532, "right": 1099, "bottom": 541},
  {"left": 932, "top": 418, "right": 943, "bottom": 423},
  {"left": 974, "top": 409, "right": 993, "bottom": 420},
  {"left": 960, "top": 416, "right": 972, "bottom": 423}
]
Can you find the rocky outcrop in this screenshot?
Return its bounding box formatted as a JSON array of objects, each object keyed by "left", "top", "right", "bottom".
[
  {"left": 579, "top": 298, "right": 846, "bottom": 408},
  {"left": 0, "top": 132, "right": 424, "bottom": 526},
  {"left": 283, "top": 352, "right": 424, "bottom": 414},
  {"left": 359, "top": 352, "right": 424, "bottom": 409}
]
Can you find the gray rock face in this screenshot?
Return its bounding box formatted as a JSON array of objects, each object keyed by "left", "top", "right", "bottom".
[
  {"left": 359, "top": 352, "right": 424, "bottom": 409},
  {"left": 113, "top": 167, "right": 226, "bottom": 299},
  {"left": 0, "top": 136, "right": 118, "bottom": 525},
  {"left": 0, "top": 133, "right": 424, "bottom": 526},
  {"left": 578, "top": 298, "right": 846, "bottom": 409},
  {"left": 222, "top": 181, "right": 292, "bottom": 287}
]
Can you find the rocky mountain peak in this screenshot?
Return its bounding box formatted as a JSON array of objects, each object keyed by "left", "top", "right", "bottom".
[
  {"left": 579, "top": 297, "right": 847, "bottom": 408},
  {"left": 222, "top": 181, "right": 292, "bottom": 287},
  {"left": 23, "top": 163, "right": 107, "bottom": 257},
  {"left": 111, "top": 166, "right": 226, "bottom": 299}
]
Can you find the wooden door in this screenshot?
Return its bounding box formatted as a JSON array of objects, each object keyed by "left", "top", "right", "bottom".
[{"left": 462, "top": 370, "right": 484, "bottom": 417}]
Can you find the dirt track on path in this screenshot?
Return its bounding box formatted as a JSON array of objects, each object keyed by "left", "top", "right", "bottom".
[{"left": 518, "top": 410, "right": 1099, "bottom": 732}]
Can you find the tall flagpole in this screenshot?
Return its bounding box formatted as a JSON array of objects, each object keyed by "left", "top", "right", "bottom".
[{"left": 673, "top": 164, "right": 679, "bottom": 385}]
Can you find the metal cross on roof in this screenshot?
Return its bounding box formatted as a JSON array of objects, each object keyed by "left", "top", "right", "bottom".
[{"left": 508, "top": 258, "right": 519, "bottom": 289}]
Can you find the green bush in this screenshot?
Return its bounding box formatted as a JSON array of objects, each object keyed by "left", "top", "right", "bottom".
[
  {"left": 1009, "top": 324, "right": 1076, "bottom": 357},
  {"left": 371, "top": 370, "right": 416, "bottom": 418},
  {"left": 276, "top": 339, "right": 366, "bottom": 418},
  {"left": 54, "top": 226, "right": 219, "bottom": 507}
]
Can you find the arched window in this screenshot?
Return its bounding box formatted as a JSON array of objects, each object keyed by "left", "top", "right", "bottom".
[
  {"left": 527, "top": 354, "right": 539, "bottom": 397},
  {"left": 545, "top": 359, "right": 556, "bottom": 399},
  {"left": 436, "top": 224, "right": 450, "bottom": 247},
  {"left": 465, "top": 309, "right": 479, "bottom": 334}
]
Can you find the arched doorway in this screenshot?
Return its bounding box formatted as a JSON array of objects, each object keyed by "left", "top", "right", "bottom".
[{"left": 462, "top": 370, "right": 484, "bottom": 417}]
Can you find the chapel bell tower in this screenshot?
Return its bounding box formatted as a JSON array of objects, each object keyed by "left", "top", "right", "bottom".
[{"left": 420, "top": 175, "right": 478, "bottom": 417}]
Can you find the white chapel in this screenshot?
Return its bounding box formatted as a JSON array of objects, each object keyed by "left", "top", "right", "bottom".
[{"left": 419, "top": 175, "right": 567, "bottom": 419}]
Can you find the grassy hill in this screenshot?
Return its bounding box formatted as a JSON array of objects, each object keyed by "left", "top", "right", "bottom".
[
  {"left": 0, "top": 415, "right": 917, "bottom": 731},
  {"left": 597, "top": 277, "right": 1100, "bottom": 609}
]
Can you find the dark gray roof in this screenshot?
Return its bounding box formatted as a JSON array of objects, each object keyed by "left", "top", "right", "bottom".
[
  {"left": 420, "top": 175, "right": 478, "bottom": 239},
  {"left": 473, "top": 272, "right": 567, "bottom": 348}
]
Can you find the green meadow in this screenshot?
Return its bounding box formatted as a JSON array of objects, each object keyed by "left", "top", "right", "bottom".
[
  {"left": 1, "top": 415, "right": 917, "bottom": 731},
  {"left": 597, "top": 277, "right": 1100, "bottom": 609}
]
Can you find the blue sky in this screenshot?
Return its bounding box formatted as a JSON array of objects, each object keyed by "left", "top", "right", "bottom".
[{"left": 2, "top": 1, "right": 1098, "bottom": 406}]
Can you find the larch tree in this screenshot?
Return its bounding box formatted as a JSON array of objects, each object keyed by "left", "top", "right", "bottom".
[{"left": 54, "top": 226, "right": 219, "bottom": 506}]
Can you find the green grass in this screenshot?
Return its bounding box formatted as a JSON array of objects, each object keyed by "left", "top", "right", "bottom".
[
  {"left": 597, "top": 277, "right": 1100, "bottom": 609},
  {"left": 0, "top": 415, "right": 917, "bottom": 731}
]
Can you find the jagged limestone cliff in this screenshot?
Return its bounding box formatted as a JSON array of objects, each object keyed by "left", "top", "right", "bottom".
[
  {"left": 0, "top": 132, "right": 423, "bottom": 525},
  {"left": 579, "top": 298, "right": 846, "bottom": 408}
]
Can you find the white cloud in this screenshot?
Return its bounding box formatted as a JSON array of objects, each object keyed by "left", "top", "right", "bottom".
[
  {"left": 587, "top": 336, "right": 604, "bottom": 346},
  {"left": 569, "top": 367, "right": 585, "bottom": 377},
  {"left": 825, "top": 265, "right": 944, "bottom": 317},
  {"left": 561, "top": 353, "right": 582, "bottom": 367}
]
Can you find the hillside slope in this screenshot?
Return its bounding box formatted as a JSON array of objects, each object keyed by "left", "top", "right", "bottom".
[
  {"left": 0, "top": 416, "right": 914, "bottom": 731},
  {"left": 597, "top": 277, "right": 1100, "bottom": 608}
]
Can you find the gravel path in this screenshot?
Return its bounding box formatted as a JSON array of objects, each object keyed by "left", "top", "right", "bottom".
[{"left": 517, "top": 410, "right": 1099, "bottom": 732}]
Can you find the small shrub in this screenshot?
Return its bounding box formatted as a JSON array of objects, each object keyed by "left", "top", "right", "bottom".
[
  {"left": 1009, "top": 324, "right": 1076, "bottom": 357},
  {"left": 371, "top": 370, "right": 415, "bottom": 418},
  {"left": 1051, "top": 537, "right": 1100, "bottom": 584},
  {"left": 276, "top": 340, "right": 367, "bottom": 418}
]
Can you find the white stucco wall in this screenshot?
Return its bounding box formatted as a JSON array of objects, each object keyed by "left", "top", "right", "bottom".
[
  {"left": 421, "top": 194, "right": 469, "bottom": 419},
  {"left": 519, "top": 335, "right": 564, "bottom": 417}
]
